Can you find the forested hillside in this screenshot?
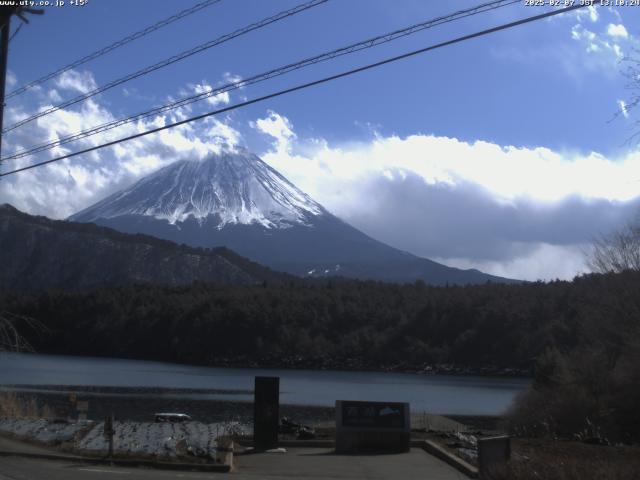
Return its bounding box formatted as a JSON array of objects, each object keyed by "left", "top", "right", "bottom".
[
  {"left": 0, "top": 204, "right": 289, "bottom": 290},
  {"left": 2, "top": 271, "right": 637, "bottom": 376}
]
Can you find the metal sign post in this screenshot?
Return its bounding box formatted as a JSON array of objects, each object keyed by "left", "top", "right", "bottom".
[
  {"left": 76, "top": 400, "right": 89, "bottom": 422},
  {"left": 103, "top": 414, "right": 115, "bottom": 464}
]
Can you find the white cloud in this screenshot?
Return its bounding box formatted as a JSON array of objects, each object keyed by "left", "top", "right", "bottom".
[
  {"left": 571, "top": 24, "right": 596, "bottom": 42},
  {"left": 6, "top": 70, "right": 17, "bottom": 88},
  {"left": 191, "top": 81, "right": 231, "bottom": 107},
  {"left": 251, "top": 110, "right": 296, "bottom": 154},
  {"left": 535, "top": 8, "right": 635, "bottom": 77},
  {"left": 253, "top": 111, "right": 640, "bottom": 280},
  {"left": 573, "top": 5, "right": 599, "bottom": 24},
  {"left": 206, "top": 117, "right": 242, "bottom": 147},
  {"left": 48, "top": 89, "right": 62, "bottom": 103},
  {"left": 0, "top": 70, "right": 242, "bottom": 220},
  {"left": 222, "top": 72, "right": 244, "bottom": 86},
  {"left": 570, "top": 22, "right": 626, "bottom": 69},
  {"left": 436, "top": 244, "right": 589, "bottom": 282},
  {"left": 55, "top": 70, "right": 98, "bottom": 94},
  {"left": 586, "top": 42, "right": 600, "bottom": 53},
  {"left": 261, "top": 129, "right": 640, "bottom": 205},
  {"left": 607, "top": 23, "right": 628, "bottom": 38},
  {"left": 612, "top": 42, "right": 623, "bottom": 60},
  {"left": 550, "top": 4, "right": 599, "bottom": 24},
  {"left": 618, "top": 99, "right": 629, "bottom": 118}
]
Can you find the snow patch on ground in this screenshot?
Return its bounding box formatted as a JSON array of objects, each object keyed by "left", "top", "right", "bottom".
[
  {"left": 0, "top": 417, "right": 248, "bottom": 460},
  {"left": 0, "top": 417, "right": 85, "bottom": 444}
]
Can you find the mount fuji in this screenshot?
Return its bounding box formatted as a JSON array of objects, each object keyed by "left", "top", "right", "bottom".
[{"left": 70, "top": 150, "right": 513, "bottom": 285}]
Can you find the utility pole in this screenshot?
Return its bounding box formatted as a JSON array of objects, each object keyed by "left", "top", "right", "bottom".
[
  {"left": 0, "top": 8, "right": 13, "bottom": 158},
  {"left": 0, "top": 6, "right": 43, "bottom": 159}
]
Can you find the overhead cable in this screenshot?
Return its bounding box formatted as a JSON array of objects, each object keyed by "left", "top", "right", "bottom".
[
  {"left": 5, "top": 0, "right": 224, "bottom": 99},
  {"left": 1, "top": 0, "right": 328, "bottom": 133},
  {"left": 2, "top": 0, "right": 519, "bottom": 162},
  {"left": 0, "top": 3, "right": 587, "bottom": 178}
]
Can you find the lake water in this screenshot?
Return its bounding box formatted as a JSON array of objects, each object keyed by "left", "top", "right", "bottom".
[{"left": 0, "top": 353, "right": 530, "bottom": 415}]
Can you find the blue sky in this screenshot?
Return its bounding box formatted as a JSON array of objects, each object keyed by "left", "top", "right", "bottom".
[{"left": 1, "top": 0, "right": 640, "bottom": 280}]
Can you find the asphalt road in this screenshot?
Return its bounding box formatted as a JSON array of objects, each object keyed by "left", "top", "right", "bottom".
[
  {"left": 0, "top": 448, "right": 467, "bottom": 480},
  {"left": 0, "top": 456, "right": 216, "bottom": 480}
]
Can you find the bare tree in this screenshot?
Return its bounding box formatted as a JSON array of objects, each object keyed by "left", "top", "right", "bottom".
[
  {"left": 587, "top": 220, "right": 640, "bottom": 274},
  {"left": 0, "top": 311, "right": 46, "bottom": 352},
  {"left": 618, "top": 50, "right": 640, "bottom": 142},
  {"left": 587, "top": 54, "right": 640, "bottom": 271}
]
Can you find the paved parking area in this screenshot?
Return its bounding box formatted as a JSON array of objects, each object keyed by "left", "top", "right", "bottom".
[
  {"left": 0, "top": 433, "right": 468, "bottom": 480},
  {"left": 234, "top": 447, "right": 467, "bottom": 479},
  {"left": 0, "top": 448, "right": 468, "bottom": 480}
]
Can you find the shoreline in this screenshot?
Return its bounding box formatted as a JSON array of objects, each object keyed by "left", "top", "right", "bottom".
[
  {"left": 1, "top": 386, "right": 502, "bottom": 428},
  {"left": 207, "top": 359, "right": 531, "bottom": 377},
  {"left": 0, "top": 350, "right": 532, "bottom": 379},
  {"left": 0, "top": 384, "right": 252, "bottom": 396},
  {"left": 2, "top": 387, "right": 336, "bottom": 425}
]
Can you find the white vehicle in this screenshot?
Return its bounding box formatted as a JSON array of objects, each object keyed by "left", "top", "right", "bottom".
[{"left": 154, "top": 413, "right": 192, "bottom": 423}]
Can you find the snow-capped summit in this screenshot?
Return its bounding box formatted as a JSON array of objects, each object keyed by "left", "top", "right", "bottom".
[
  {"left": 70, "top": 149, "right": 514, "bottom": 285},
  {"left": 71, "top": 150, "right": 324, "bottom": 229}
]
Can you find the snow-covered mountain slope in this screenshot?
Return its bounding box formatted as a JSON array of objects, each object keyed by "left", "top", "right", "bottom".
[
  {"left": 71, "top": 150, "right": 324, "bottom": 229},
  {"left": 70, "top": 150, "right": 516, "bottom": 285}
]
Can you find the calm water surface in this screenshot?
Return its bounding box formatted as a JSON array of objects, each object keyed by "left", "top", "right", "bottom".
[{"left": 0, "top": 353, "right": 530, "bottom": 415}]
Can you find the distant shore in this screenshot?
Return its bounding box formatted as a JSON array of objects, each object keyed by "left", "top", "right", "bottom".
[
  {"left": 204, "top": 357, "right": 531, "bottom": 377},
  {"left": 17, "top": 349, "right": 531, "bottom": 378}
]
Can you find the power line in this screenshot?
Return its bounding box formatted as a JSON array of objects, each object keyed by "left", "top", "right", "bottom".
[
  {"left": 2, "top": 0, "right": 518, "bottom": 162},
  {"left": 1, "top": 0, "right": 520, "bottom": 163},
  {"left": 1, "top": 0, "right": 328, "bottom": 134},
  {"left": 5, "top": 0, "right": 224, "bottom": 99},
  {"left": 8, "top": 22, "right": 22, "bottom": 43},
  {"left": 0, "top": 3, "right": 588, "bottom": 178}
]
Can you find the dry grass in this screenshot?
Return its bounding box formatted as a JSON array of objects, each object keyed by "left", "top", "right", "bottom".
[
  {"left": 0, "top": 392, "right": 55, "bottom": 418},
  {"left": 486, "top": 438, "right": 640, "bottom": 480}
]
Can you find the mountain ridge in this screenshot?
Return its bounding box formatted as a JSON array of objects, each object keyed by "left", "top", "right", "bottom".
[
  {"left": 0, "top": 203, "right": 289, "bottom": 291},
  {"left": 69, "top": 150, "right": 517, "bottom": 286}
]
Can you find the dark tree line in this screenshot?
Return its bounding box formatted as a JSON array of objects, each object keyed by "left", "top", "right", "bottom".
[
  {"left": 507, "top": 271, "right": 640, "bottom": 443},
  {"left": 0, "top": 271, "right": 636, "bottom": 372}
]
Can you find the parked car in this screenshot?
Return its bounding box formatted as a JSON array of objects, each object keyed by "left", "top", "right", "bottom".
[{"left": 154, "top": 413, "right": 192, "bottom": 423}]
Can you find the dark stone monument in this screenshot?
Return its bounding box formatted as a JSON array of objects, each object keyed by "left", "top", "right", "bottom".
[
  {"left": 478, "top": 435, "right": 511, "bottom": 479},
  {"left": 253, "top": 376, "right": 279, "bottom": 450},
  {"left": 335, "top": 400, "right": 410, "bottom": 453}
]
